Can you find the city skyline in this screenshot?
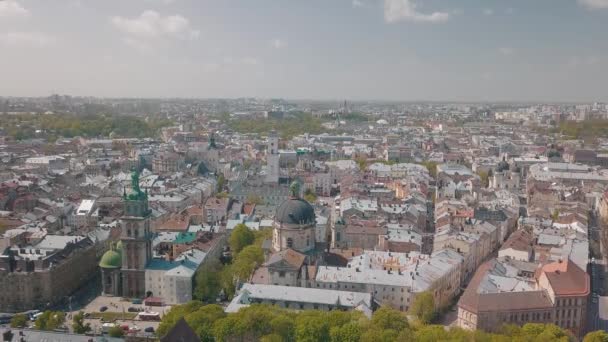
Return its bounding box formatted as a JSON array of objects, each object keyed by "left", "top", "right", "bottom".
[{"left": 1, "top": 0, "right": 607, "bottom": 102}]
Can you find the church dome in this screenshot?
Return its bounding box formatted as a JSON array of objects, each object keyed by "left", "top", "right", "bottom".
[
  {"left": 496, "top": 160, "right": 510, "bottom": 172},
  {"left": 275, "top": 198, "right": 316, "bottom": 225},
  {"left": 99, "top": 243, "right": 122, "bottom": 269}
]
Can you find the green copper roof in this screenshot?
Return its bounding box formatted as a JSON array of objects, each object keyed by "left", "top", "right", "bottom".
[
  {"left": 125, "top": 170, "right": 147, "bottom": 201},
  {"left": 174, "top": 232, "right": 196, "bottom": 244},
  {"left": 99, "top": 248, "right": 122, "bottom": 269}
]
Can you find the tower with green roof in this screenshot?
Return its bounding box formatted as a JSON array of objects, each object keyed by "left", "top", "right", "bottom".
[{"left": 120, "top": 170, "right": 153, "bottom": 298}]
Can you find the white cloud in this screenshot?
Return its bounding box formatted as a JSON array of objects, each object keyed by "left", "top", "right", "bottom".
[
  {"left": 578, "top": 0, "right": 608, "bottom": 9},
  {"left": 271, "top": 38, "right": 286, "bottom": 49},
  {"left": 499, "top": 47, "right": 515, "bottom": 55},
  {"left": 111, "top": 10, "right": 199, "bottom": 40},
  {"left": 0, "top": 32, "right": 54, "bottom": 47},
  {"left": 483, "top": 8, "right": 494, "bottom": 15},
  {"left": 0, "top": 0, "right": 28, "bottom": 17},
  {"left": 352, "top": 0, "right": 364, "bottom": 8},
  {"left": 384, "top": 0, "right": 449, "bottom": 23}
]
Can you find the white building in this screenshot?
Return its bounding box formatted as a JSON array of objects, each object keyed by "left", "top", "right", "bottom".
[
  {"left": 227, "top": 284, "right": 372, "bottom": 317},
  {"left": 145, "top": 249, "right": 207, "bottom": 304},
  {"left": 314, "top": 249, "right": 463, "bottom": 312},
  {"left": 73, "top": 199, "right": 97, "bottom": 228}
]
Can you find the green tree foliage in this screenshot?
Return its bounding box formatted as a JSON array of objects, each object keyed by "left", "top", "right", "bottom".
[
  {"left": 230, "top": 245, "right": 264, "bottom": 283},
  {"left": 371, "top": 306, "right": 410, "bottom": 332},
  {"left": 553, "top": 119, "right": 608, "bottom": 141},
  {"left": 158, "top": 303, "right": 586, "bottom": 342},
  {"left": 247, "top": 194, "right": 264, "bottom": 205},
  {"left": 409, "top": 291, "right": 436, "bottom": 324},
  {"left": 72, "top": 311, "right": 91, "bottom": 334},
  {"left": 419, "top": 161, "right": 438, "bottom": 178},
  {"left": 10, "top": 314, "right": 28, "bottom": 328},
  {"left": 108, "top": 325, "right": 125, "bottom": 338},
  {"left": 330, "top": 322, "right": 361, "bottom": 342},
  {"left": 34, "top": 311, "right": 65, "bottom": 331},
  {"left": 552, "top": 209, "right": 560, "bottom": 221},
  {"left": 216, "top": 174, "right": 225, "bottom": 193},
  {"left": 2, "top": 113, "right": 172, "bottom": 140},
  {"left": 295, "top": 311, "right": 330, "bottom": 342},
  {"left": 584, "top": 330, "right": 608, "bottom": 342},
  {"left": 304, "top": 188, "right": 317, "bottom": 203},
  {"left": 477, "top": 170, "right": 489, "bottom": 188},
  {"left": 229, "top": 224, "right": 255, "bottom": 255},
  {"left": 228, "top": 112, "right": 327, "bottom": 139},
  {"left": 194, "top": 260, "right": 224, "bottom": 303}
]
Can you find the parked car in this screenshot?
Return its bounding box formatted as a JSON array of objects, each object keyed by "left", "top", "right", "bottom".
[
  {"left": 144, "top": 327, "right": 155, "bottom": 333},
  {"left": 99, "top": 306, "right": 108, "bottom": 312},
  {"left": 132, "top": 298, "right": 143, "bottom": 305}
]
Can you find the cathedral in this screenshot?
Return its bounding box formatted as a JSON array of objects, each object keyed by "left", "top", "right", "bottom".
[
  {"left": 99, "top": 171, "right": 153, "bottom": 298},
  {"left": 272, "top": 182, "right": 317, "bottom": 253}
]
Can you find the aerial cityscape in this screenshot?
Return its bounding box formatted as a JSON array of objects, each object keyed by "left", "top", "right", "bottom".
[{"left": 1, "top": 0, "right": 608, "bottom": 342}]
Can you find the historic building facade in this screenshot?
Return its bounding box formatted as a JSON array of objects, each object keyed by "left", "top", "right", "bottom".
[{"left": 100, "top": 171, "right": 153, "bottom": 298}]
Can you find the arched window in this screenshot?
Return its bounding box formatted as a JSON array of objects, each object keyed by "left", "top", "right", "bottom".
[
  {"left": 134, "top": 227, "right": 139, "bottom": 238},
  {"left": 286, "top": 238, "right": 294, "bottom": 248}
]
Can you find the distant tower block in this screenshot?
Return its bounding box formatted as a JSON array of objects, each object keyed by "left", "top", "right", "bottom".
[{"left": 265, "top": 130, "right": 280, "bottom": 183}]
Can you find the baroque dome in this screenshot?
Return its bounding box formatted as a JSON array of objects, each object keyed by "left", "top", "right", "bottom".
[{"left": 275, "top": 198, "right": 315, "bottom": 226}]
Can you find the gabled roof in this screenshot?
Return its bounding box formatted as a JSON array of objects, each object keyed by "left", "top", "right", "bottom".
[
  {"left": 264, "top": 248, "right": 306, "bottom": 269},
  {"left": 160, "top": 318, "right": 201, "bottom": 342},
  {"left": 541, "top": 258, "right": 590, "bottom": 297}
]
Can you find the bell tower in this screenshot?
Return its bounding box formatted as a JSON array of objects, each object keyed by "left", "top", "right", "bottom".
[
  {"left": 265, "top": 130, "right": 280, "bottom": 183},
  {"left": 120, "top": 170, "right": 152, "bottom": 298}
]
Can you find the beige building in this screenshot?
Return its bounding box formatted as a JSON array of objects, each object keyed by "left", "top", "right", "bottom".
[
  {"left": 458, "top": 258, "right": 589, "bottom": 338},
  {"left": 0, "top": 235, "right": 97, "bottom": 312}
]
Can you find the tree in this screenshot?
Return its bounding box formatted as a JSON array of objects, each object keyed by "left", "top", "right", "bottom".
[
  {"left": 185, "top": 304, "right": 226, "bottom": 342},
  {"left": 229, "top": 223, "right": 255, "bottom": 255},
  {"left": 108, "top": 325, "right": 124, "bottom": 338},
  {"left": 10, "top": 314, "right": 28, "bottom": 328},
  {"left": 295, "top": 311, "right": 330, "bottom": 342},
  {"left": 157, "top": 301, "right": 204, "bottom": 337},
  {"left": 552, "top": 209, "right": 560, "bottom": 221},
  {"left": 72, "top": 311, "right": 91, "bottom": 334},
  {"left": 216, "top": 173, "right": 225, "bottom": 193},
  {"left": 231, "top": 245, "right": 264, "bottom": 282},
  {"left": 304, "top": 188, "right": 317, "bottom": 203},
  {"left": 330, "top": 322, "right": 361, "bottom": 342},
  {"left": 409, "top": 291, "right": 436, "bottom": 324},
  {"left": 477, "top": 170, "right": 489, "bottom": 188},
  {"left": 194, "top": 261, "right": 223, "bottom": 303},
  {"left": 584, "top": 330, "right": 608, "bottom": 342},
  {"left": 34, "top": 311, "right": 65, "bottom": 331},
  {"left": 355, "top": 157, "right": 367, "bottom": 171},
  {"left": 269, "top": 315, "right": 295, "bottom": 341},
  {"left": 247, "top": 194, "right": 264, "bottom": 205},
  {"left": 420, "top": 161, "right": 438, "bottom": 178},
  {"left": 371, "top": 306, "right": 409, "bottom": 332}
]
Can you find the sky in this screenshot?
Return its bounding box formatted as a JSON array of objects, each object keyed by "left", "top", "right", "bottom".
[{"left": 0, "top": 0, "right": 607, "bottom": 102}]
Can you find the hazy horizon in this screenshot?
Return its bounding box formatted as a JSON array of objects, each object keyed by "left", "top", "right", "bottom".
[{"left": 1, "top": 0, "right": 607, "bottom": 102}]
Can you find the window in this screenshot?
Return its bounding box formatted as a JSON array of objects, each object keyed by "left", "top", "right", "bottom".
[
  {"left": 287, "top": 238, "right": 294, "bottom": 248},
  {"left": 279, "top": 271, "right": 286, "bottom": 278}
]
